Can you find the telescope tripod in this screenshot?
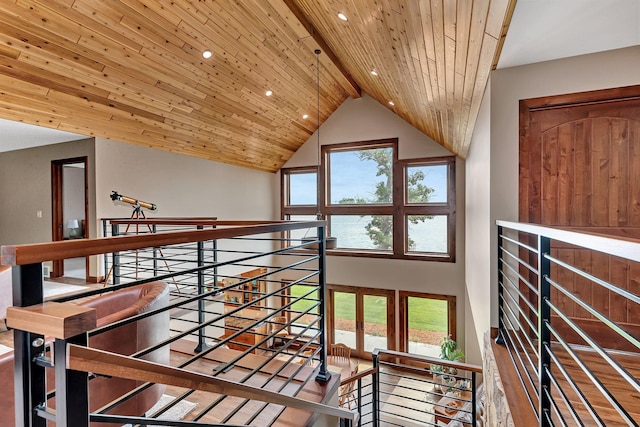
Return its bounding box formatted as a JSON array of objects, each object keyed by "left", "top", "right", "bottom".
[{"left": 103, "top": 205, "right": 179, "bottom": 292}]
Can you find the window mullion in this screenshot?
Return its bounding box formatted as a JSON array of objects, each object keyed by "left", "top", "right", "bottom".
[{"left": 393, "top": 147, "right": 403, "bottom": 256}]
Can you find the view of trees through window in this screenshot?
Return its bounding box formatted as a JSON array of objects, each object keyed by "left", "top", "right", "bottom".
[
  {"left": 281, "top": 138, "right": 455, "bottom": 260},
  {"left": 332, "top": 147, "right": 437, "bottom": 250}
]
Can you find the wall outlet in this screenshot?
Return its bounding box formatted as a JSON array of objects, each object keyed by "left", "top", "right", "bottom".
[{"left": 37, "top": 210, "right": 42, "bottom": 218}]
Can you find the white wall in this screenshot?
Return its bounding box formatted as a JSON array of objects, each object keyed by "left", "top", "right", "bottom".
[
  {"left": 283, "top": 93, "right": 467, "bottom": 350},
  {"left": 94, "top": 138, "right": 278, "bottom": 221},
  {"left": 93, "top": 139, "right": 279, "bottom": 277},
  {"left": 478, "top": 45, "right": 640, "bottom": 337},
  {"left": 464, "top": 82, "right": 492, "bottom": 364},
  {"left": 0, "top": 138, "right": 95, "bottom": 246}
]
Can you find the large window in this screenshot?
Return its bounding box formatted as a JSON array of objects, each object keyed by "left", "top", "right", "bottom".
[{"left": 281, "top": 138, "right": 456, "bottom": 261}]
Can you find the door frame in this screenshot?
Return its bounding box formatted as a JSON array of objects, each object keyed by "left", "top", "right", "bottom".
[
  {"left": 327, "top": 284, "right": 396, "bottom": 359},
  {"left": 51, "top": 156, "right": 89, "bottom": 279}
]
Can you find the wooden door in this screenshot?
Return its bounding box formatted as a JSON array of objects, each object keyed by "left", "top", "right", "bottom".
[{"left": 519, "top": 85, "right": 640, "bottom": 351}]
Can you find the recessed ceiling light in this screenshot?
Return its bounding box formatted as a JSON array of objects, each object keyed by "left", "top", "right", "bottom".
[
  {"left": 338, "top": 12, "right": 347, "bottom": 21},
  {"left": 202, "top": 50, "right": 212, "bottom": 59},
  {"left": 303, "top": 114, "right": 309, "bottom": 119},
  {"left": 370, "top": 70, "right": 378, "bottom": 76},
  {"left": 266, "top": 90, "right": 273, "bottom": 96},
  {"left": 388, "top": 101, "right": 395, "bottom": 106}
]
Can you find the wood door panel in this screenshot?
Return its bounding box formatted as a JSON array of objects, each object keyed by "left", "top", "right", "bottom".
[{"left": 520, "top": 85, "right": 640, "bottom": 347}]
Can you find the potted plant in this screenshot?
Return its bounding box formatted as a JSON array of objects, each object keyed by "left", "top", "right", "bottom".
[{"left": 431, "top": 335, "right": 465, "bottom": 393}]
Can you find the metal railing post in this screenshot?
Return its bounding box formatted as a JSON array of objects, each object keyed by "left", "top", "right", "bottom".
[
  {"left": 315, "top": 224, "right": 331, "bottom": 383},
  {"left": 152, "top": 224, "right": 158, "bottom": 276},
  {"left": 12, "top": 263, "right": 46, "bottom": 427},
  {"left": 54, "top": 334, "right": 89, "bottom": 427},
  {"left": 495, "top": 224, "right": 505, "bottom": 345},
  {"left": 539, "top": 235, "right": 552, "bottom": 426},
  {"left": 111, "top": 223, "right": 120, "bottom": 285},
  {"left": 356, "top": 378, "right": 362, "bottom": 427},
  {"left": 194, "top": 225, "right": 208, "bottom": 353},
  {"left": 372, "top": 350, "right": 380, "bottom": 427},
  {"left": 102, "top": 219, "right": 108, "bottom": 281},
  {"left": 471, "top": 371, "right": 477, "bottom": 426}
]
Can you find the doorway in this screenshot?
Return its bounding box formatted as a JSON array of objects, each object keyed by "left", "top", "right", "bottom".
[
  {"left": 51, "top": 157, "right": 88, "bottom": 279},
  {"left": 327, "top": 285, "right": 395, "bottom": 359}
]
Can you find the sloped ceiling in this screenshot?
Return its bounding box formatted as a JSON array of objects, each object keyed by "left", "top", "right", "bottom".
[{"left": 0, "top": 1, "right": 515, "bottom": 172}]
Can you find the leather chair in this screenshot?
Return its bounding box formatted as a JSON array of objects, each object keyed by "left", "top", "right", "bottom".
[{"left": 0, "top": 280, "right": 170, "bottom": 427}]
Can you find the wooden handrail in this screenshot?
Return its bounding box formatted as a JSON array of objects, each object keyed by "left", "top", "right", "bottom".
[
  {"left": 1, "top": 220, "right": 325, "bottom": 266},
  {"left": 339, "top": 367, "right": 376, "bottom": 387},
  {"left": 374, "top": 349, "right": 483, "bottom": 374},
  {"left": 103, "top": 218, "right": 295, "bottom": 226},
  {"left": 67, "top": 345, "right": 357, "bottom": 423}
]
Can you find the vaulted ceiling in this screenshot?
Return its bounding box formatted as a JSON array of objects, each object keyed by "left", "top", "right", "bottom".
[{"left": 0, "top": 0, "right": 515, "bottom": 172}]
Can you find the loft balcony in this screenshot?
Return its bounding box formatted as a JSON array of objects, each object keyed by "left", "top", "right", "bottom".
[{"left": 0, "top": 218, "right": 637, "bottom": 426}]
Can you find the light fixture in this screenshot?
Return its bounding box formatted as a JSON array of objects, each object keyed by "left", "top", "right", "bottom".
[
  {"left": 67, "top": 219, "right": 80, "bottom": 238},
  {"left": 370, "top": 70, "right": 378, "bottom": 76},
  {"left": 313, "top": 49, "right": 337, "bottom": 249},
  {"left": 303, "top": 114, "right": 309, "bottom": 119},
  {"left": 265, "top": 90, "right": 273, "bottom": 96},
  {"left": 338, "top": 12, "right": 348, "bottom": 21},
  {"left": 202, "top": 50, "right": 212, "bottom": 59},
  {"left": 388, "top": 100, "right": 395, "bottom": 106}
]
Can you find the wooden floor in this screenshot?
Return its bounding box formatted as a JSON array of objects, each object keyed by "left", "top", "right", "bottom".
[
  {"left": 166, "top": 339, "right": 340, "bottom": 426},
  {"left": 493, "top": 339, "right": 640, "bottom": 426}
]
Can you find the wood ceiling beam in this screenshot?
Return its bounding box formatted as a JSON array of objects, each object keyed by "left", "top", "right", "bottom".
[
  {"left": 491, "top": 0, "right": 518, "bottom": 70},
  {"left": 282, "top": 0, "right": 361, "bottom": 99}
]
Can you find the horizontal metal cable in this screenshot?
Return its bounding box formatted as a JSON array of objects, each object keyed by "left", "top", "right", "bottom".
[{"left": 545, "top": 313, "right": 637, "bottom": 425}]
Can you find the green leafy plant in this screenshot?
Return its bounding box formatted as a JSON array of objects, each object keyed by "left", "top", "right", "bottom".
[
  {"left": 430, "top": 335, "right": 465, "bottom": 393},
  {"left": 431, "top": 335, "right": 465, "bottom": 375}
]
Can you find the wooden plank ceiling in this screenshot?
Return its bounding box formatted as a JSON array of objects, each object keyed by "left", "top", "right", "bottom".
[{"left": 0, "top": 0, "right": 514, "bottom": 172}]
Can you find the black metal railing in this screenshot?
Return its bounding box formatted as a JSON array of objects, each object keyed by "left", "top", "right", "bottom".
[
  {"left": 335, "top": 349, "right": 482, "bottom": 427},
  {"left": 3, "top": 219, "right": 357, "bottom": 426},
  {"left": 496, "top": 220, "right": 640, "bottom": 426}
]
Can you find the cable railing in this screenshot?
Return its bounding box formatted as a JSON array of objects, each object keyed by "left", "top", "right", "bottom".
[
  {"left": 2, "top": 219, "right": 358, "bottom": 427},
  {"left": 496, "top": 221, "right": 640, "bottom": 426}
]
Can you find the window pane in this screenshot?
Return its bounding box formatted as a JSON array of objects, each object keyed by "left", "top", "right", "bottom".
[
  {"left": 333, "top": 292, "right": 356, "bottom": 347},
  {"left": 330, "top": 147, "right": 393, "bottom": 205},
  {"left": 406, "top": 164, "right": 447, "bottom": 204},
  {"left": 289, "top": 172, "right": 317, "bottom": 205},
  {"left": 330, "top": 215, "right": 393, "bottom": 250},
  {"left": 407, "top": 215, "right": 448, "bottom": 253},
  {"left": 406, "top": 296, "right": 447, "bottom": 356},
  {"left": 363, "top": 295, "right": 388, "bottom": 352},
  {"left": 287, "top": 215, "right": 319, "bottom": 242}
]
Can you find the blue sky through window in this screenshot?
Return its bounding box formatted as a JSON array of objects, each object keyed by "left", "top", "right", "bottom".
[
  {"left": 290, "top": 152, "right": 448, "bottom": 205},
  {"left": 289, "top": 172, "right": 317, "bottom": 205}
]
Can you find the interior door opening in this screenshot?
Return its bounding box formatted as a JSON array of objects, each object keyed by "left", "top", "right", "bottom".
[{"left": 51, "top": 157, "right": 88, "bottom": 280}]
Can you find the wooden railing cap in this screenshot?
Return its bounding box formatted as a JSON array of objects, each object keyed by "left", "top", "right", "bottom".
[{"left": 7, "top": 302, "right": 97, "bottom": 339}]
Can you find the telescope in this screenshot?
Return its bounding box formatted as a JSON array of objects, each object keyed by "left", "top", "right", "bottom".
[{"left": 110, "top": 191, "right": 157, "bottom": 211}]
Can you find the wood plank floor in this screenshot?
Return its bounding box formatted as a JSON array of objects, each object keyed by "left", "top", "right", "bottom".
[
  {"left": 492, "top": 339, "right": 640, "bottom": 426},
  {"left": 166, "top": 339, "right": 340, "bottom": 426}
]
